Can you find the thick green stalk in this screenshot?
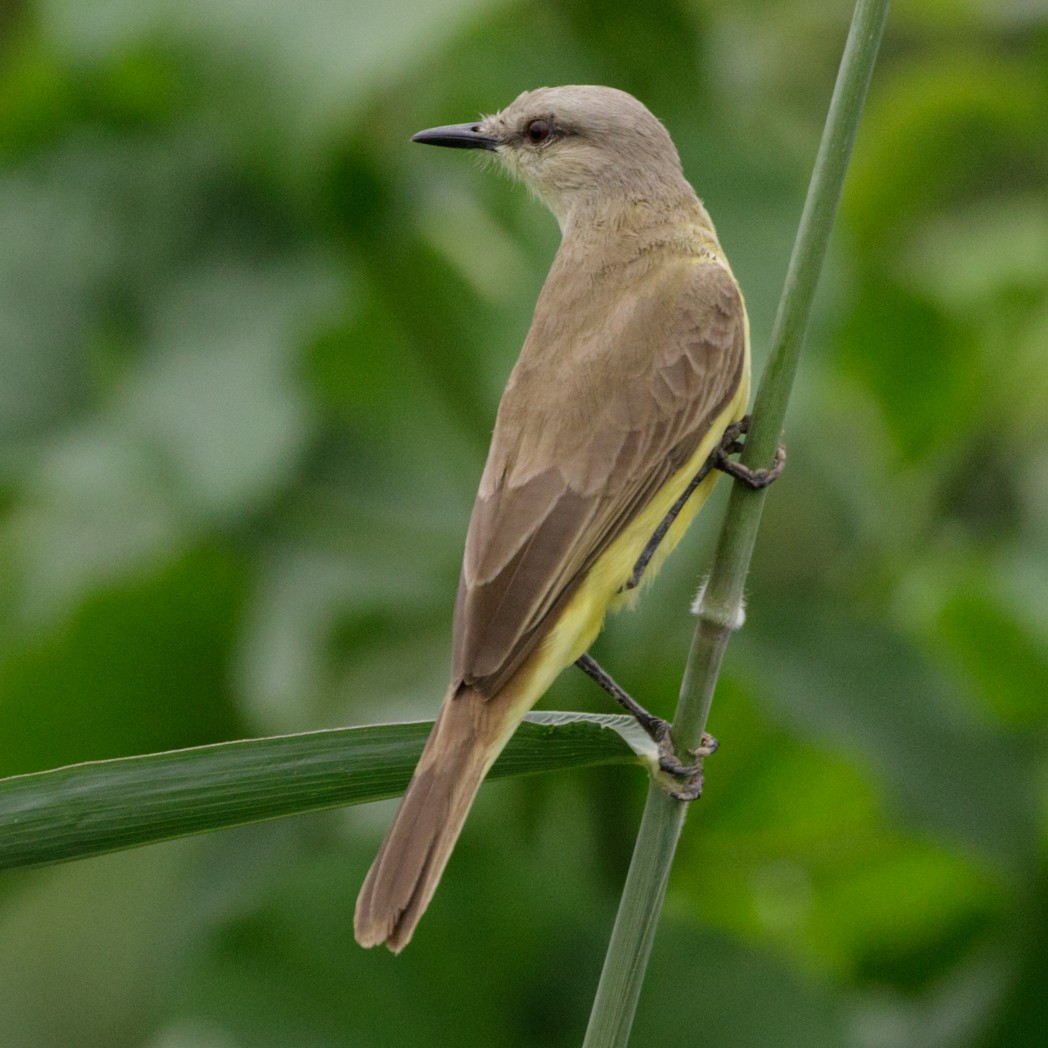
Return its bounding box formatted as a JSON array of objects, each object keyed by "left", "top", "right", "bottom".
[{"left": 582, "top": 2, "right": 891, "bottom": 1044}]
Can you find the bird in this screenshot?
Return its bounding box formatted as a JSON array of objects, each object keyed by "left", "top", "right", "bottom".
[{"left": 355, "top": 85, "right": 763, "bottom": 952}]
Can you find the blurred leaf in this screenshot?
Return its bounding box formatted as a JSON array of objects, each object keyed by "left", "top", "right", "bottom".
[
  {"left": 169, "top": 786, "right": 616, "bottom": 1048},
  {"left": 0, "top": 38, "right": 80, "bottom": 157},
  {"left": 974, "top": 867, "right": 1048, "bottom": 1048},
  {"left": 836, "top": 281, "right": 981, "bottom": 461},
  {"left": 0, "top": 844, "right": 200, "bottom": 1048},
  {"left": 700, "top": 739, "right": 880, "bottom": 855},
  {"left": 931, "top": 583, "right": 1048, "bottom": 727},
  {"left": 734, "top": 604, "right": 1038, "bottom": 859},
  {"left": 119, "top": 256, "right": 333, "bottom": 519},
  {"left": 0, "top": 545, "right": 247, "bottom": 775},
  {"left": 845, "top": 52, "right": 1048, "bottom": 254},
  {"left": 904, "top": 197, "right": 1048, "bottom": 315},
  {"left": 304, "top": 296, "right": 407, "bottom": 428},
  {"left": 635, "top": 925, "right": 847, "bottom": 1048},
  {"left": 675, "top": 691, "right": 1003, "bottom": 988},
  {"left": 0, "top": 31, "right": 192, "bottom": 154},
  {"left": 4, "top": 424, "right": 186, "bottom": 619},
  {"left": 811, "top": 842, "right": 999, "bottom": 987}
]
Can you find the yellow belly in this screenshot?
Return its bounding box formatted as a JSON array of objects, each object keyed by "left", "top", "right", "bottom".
[
  {"left": 555, "top": 402, "right": 744, "bottom": 643},
  {"left": 497, "top": 383, "right": 749, "bottom": 727}
]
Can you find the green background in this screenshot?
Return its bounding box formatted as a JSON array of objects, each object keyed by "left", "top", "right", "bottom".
[{"left": 1, "top": 0, "right": 1046, "bottom": 1044}]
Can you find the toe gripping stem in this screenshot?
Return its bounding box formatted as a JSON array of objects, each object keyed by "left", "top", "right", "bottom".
[{"left": 712, "top": 415, "right": 786, "bottom": 490}]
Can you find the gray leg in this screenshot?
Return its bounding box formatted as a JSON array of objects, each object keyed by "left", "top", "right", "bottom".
[
  {"left": 621, "top": 416, "right": 785, "bottom": 594},
  {"left": 574, "top": 653, "right": 718, "bottom": 799}
]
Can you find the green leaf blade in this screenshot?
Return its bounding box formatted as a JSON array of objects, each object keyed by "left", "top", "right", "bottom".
[{"left": 0, "top": 713, "right": 639, "bottom": 872}]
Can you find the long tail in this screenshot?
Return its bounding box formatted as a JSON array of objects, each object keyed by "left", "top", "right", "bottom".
[{"left": 354, "top": 683, "right": 524, "bottom": 952}]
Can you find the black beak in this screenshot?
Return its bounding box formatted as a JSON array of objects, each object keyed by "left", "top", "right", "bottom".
[{"left": 411, "top": 122, "right": 498, "bottom": 151}]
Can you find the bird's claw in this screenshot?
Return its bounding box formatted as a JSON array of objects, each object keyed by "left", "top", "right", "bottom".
[
  {"left": 714, "top": 415, "right": 786, "bottom": 490},
  {"left": 654, "top": 730, "right": 718, "bottom": 802}
]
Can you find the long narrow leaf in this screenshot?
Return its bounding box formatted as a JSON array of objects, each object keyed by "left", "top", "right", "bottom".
[{"left": 0, "top": 712, "right": 643, "bottom": 872}]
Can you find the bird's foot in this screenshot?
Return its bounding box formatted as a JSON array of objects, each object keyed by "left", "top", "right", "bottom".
[
  {"left": 714, "top": 415, "right": 786, "bottom": 489},
  {"left": 654, "top": 727, "right": 718, "bottom": 802},
  {"left": 574, "top": 654, "right": 718, "bottom": 802}
]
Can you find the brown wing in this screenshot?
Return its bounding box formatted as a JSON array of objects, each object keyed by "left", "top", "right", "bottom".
[{"left": 451, "top": 258, "right": 746, "bottom": 696}]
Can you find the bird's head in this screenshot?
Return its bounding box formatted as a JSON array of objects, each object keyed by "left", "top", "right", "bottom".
[{"left": 412, "top": 86, "right": 693, "bottom": 230}]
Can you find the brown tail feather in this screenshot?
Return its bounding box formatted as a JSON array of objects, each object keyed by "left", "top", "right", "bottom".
[{"left": 354, "top": 684, "right": 521, "bottom": 952}]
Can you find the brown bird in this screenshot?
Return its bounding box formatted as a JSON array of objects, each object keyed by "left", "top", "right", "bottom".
[{"left": 355, "top": 85, "right": 756, "bottom": 952}]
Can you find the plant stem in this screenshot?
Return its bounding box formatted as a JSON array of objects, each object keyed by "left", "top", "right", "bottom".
[{"left": 581, "top": 1, "right": 891, "bottom": 1044}]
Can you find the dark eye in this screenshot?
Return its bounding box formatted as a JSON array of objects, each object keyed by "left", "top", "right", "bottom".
[{"left": 526, "top": 119, "right": 552, "bottom": 143}]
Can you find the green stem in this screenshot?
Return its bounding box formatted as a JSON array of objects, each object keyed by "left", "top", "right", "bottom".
[{"left": 582, "top": 1, "right": 891, "bottom": 1044}]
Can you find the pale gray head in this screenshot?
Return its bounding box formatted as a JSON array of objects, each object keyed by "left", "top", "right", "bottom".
[{"left": 412, "top": 86, "right": 696, "bottom": 230}]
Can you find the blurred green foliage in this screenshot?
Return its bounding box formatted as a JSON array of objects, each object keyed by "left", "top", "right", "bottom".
[{"left": 0, "top": 0, "right": 1046, "bottom": 1045}]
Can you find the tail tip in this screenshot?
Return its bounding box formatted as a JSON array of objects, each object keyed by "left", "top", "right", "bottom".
[
  {"left": 354, "top": 912, "right": 413, "bottom": 954},
  {"left": 354, "top": 888, "right": 415, "bottom": 954}
]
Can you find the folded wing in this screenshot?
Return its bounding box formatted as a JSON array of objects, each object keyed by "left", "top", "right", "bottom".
[{"left": 452, "top": 259, "right": 746, "bottom": 696}]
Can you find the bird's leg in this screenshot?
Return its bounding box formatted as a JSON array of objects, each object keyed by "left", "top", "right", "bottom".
[
  {"left": 620, "top": 465, "right": 717, "bottom": 593},
  {"left": 574, "top": 653, "right": 717, "bottom": 799},
  {"left": 621, "top": 416, "right": 785, "bottom": 594},
  {"left": 575, "top": 653, "right": 669, "bottom": 744}
]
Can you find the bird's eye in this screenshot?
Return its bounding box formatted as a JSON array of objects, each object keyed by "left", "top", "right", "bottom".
[{"left": 526, "top": 119, "right": 552, "bottom": 144}]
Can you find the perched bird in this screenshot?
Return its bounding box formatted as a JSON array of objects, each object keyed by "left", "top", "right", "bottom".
[{"left": 355, "top": 85, "right": 759, "bottom": 952}]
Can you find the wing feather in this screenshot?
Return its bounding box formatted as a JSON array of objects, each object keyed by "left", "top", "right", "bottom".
[{"left": 452, "top": 258, "right": 745, "bottom": 696}]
